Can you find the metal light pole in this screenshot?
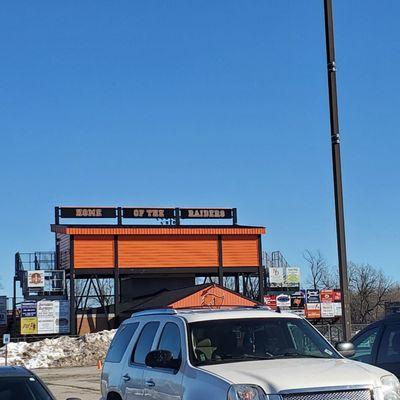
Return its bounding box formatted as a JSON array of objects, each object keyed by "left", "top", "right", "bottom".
[{"left": 323, "top": 0, "right": 352, "bottom": 341}]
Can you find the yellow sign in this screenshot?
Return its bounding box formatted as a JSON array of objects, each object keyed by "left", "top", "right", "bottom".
[{"left": 21, "top": 317, "right": 38, "bottom": 335}]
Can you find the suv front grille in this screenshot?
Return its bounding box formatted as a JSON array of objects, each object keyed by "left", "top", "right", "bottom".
[{"left": 282, "top": 389, "right": 372, "bottom": 400}]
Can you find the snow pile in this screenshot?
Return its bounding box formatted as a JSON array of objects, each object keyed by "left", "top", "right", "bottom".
[{"left": 0, "top": 330, "right": 116, "bottom": 369}]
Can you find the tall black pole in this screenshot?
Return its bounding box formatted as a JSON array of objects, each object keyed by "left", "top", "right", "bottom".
[{"left": 323, "top": 0, "right": 352, "bottom": 341}]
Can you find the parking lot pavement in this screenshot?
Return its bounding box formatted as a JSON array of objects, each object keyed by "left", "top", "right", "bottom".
[{"left": 35, "top": 366, "right": 101, "bottom": 400}]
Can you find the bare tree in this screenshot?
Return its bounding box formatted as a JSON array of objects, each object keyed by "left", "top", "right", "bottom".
[
  {"left": 303, "top": 250, "right": 336, "bottom": 289},
  {"left": 349, "top": 263, "right": 394, "bottom": 323},
  {"left": 74, "top": 278, "right": 114, "bottom": 310}
]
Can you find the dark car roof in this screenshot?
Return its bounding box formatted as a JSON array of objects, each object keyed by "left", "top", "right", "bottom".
[
  {"left": 352, "top": 314, "right": 400, "bottom": 341},
  {"left": 0, "top": 366, "right": 33, "bottom": 377}
]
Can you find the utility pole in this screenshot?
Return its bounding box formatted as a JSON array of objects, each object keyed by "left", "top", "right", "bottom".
[{"left": 323, "top": 0, "right": 352, "bottom": 341}]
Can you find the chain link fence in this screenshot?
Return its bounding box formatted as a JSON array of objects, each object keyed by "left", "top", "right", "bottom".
[{"left": 314, "top": 323, "right": 368, "bottom": 343}]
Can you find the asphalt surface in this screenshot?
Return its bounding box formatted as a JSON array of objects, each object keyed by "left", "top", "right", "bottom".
[{"left": 35, "top": 366, "right": 101, "bottom": 400}]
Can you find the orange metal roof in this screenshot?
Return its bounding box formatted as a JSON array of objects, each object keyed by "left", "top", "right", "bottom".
[{"left": 51, "top": 225, "right": 266, "bottom": 236}]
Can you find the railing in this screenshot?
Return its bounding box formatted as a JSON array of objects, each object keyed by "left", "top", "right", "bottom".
[{"left": 15, "top": 252, "right": 56, "bottom": 274}]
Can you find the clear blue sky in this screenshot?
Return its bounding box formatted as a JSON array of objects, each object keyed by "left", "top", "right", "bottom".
[{"left": 1, "top": 1, "right": 399, "bottom": 297}]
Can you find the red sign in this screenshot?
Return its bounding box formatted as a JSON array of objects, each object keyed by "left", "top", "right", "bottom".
[
  {"left": 333, "top": 289, "right": 341, "bottom": 302},
  {"left": 264, "top": 295, "right": 277, "bottom": 310},
  {"left": 320, "top": 289, "right": 334, "bottom": 303}
]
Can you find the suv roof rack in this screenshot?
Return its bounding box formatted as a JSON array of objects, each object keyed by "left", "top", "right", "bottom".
[{"left": 131, "top": 308, "right": 178, "bottom": 318}]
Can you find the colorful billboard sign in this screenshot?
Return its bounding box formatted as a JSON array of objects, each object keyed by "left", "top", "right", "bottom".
[
  {"left": 27, "top": 271, "right": 45, "bottom": 288},
  {"left": 269, "top": 268, "right": 284, "bottom": 285},
  {"left": 291, "top": 292, "right": 305, "bottom": 309},
  {"left": 305, "top": 303, "right": 321, "bottom": 319},
  {"left": 320, "top": 289, "right": 334, "bottom": 303},
  {"left": 21, "top": 301, "right": 37, "bottom": 318},
  {"left": 264, "top": 295, "right": 277, "bottom": 310},
  {"left": 306, "top": 289, "right": 320, "bottom": 303},
  {"left": 276, "top": 293, "right": 291, "bottom": 308},
  {"left": 21, "top": 300, "right": 70, "bottom": 335},
  {"left": 334, "top": 289, "right": 342, "bottom": 302},
  {"left": 286, "top": 268, "right": 301, "bottom": 285}
]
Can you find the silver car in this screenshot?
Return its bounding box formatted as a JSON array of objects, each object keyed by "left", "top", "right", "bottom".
[{"left": 101, "top": 308, "right": 399, "bottom": 400}]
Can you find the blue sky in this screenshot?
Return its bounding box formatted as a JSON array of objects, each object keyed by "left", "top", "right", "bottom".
[{"left": 1, "top": 1, "right": 399, "bottom": 297}]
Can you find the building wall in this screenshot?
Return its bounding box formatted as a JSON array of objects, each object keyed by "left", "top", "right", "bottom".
[
  {"left": 72, "top": 234, "right": 260, "bottom": 269},
  {"left": 57, "top": 234, "right": 70, "bottom": 270}
]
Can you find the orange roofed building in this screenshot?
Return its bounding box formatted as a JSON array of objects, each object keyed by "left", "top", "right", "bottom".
[{"left": 51, "top": 206, "right": 266, "bottom": 334}]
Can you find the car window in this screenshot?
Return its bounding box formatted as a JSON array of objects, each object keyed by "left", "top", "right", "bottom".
[
  {"left": 106, "top": 322, "right": 139, "bottom": 363},
  {"left": 189, "top": 318, "right": 338, "bottom": 366},
  {"left": 132, "top": 321, "right": 160, "bottom": 365},
  {"left": 158, "top": 322, "right": 182, "bottom": 360},
  {"left": 287, "top": 322, "right": 322, "bottom": 356},
  {"left": 0, "top": 377, "right": 53, "bottom": 400},
  {"left": 351, "top": 326, "right": 379, "bottom": 363},
  {"left": 377, "top": 324, "right": 400, "bottom": 364}
]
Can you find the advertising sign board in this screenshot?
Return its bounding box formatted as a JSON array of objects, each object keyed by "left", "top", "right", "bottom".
[
  {"left": 320, "top": 289, "right": 334, "bottom": 303},
  {"left": 37, "top": 300, "right": 56, "bottom": 334},
  {"left": 306, "top": 289, "right": 320, "bottom": 304},
  {"left": 21, "top": 317, "right": 38, "bottom": 335},
  {"left": 321, "top": 302, "right": 335, "bottom": 318},
  {"left": 305, "top": 303, "right": 321, "bottom": 319},
  {"left": 334, "top": 302, "right": 342, "bottom": 317},
  {"left": 286, "top": 268, "right": 301, "bottom": 285},
  {"left": 54, "top": 300, "right": 70, "bottom": 334},
  {"left": 21, "top": 301, "right": 37, "bottom": 318},
  {"left": 276, "top": 294, "right": 291, "bottom": 308},
  {"left": 27, "top": 271, "right": 45, "bottom": 288},
  {"left": 264, "top": 295, "right": 277, "bottom": 310},
  {"left": 334, "top": 290, "right": 342, "bottom": 302},
  {"left": 269, "top": 268, "right": 284, "bottom": 285},
  {"left": 0, "top": 296, "right": 7, "bottom": 326},
  {"left": 291, "top": 292, "right": 305, "bottom": 309}
]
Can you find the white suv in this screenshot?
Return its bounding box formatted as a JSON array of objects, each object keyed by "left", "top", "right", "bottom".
[{"left": 101, "top": 307, "right": 400, "bottom": 400}]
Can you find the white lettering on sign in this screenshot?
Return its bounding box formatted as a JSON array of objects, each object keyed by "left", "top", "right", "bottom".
[
  {"left": 187, "top": 209, "right": 226, "bottom": 218},
  {"left": 75, "top": 208, "right": 102, "bottom": 217},
  {"left": 132, "top": 209, "right": 166, "bottom": 218}
]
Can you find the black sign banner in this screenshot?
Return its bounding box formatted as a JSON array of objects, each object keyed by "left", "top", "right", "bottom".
[
  {"left": 180, "top": 208, "right": 233, "bottom": 219},
  {"left": 122, "top": 208, "right": 176, "bottom": 219},
  {"left": 60, "top": 207, "right": 117, "bottom": 218}
]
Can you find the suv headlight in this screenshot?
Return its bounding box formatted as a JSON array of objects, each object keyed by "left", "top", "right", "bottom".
[
  {"left": 376, "top": 376, "right": 400, "bottom": 400},
  {"left": 228, "top": 385, "right": 267, "bottom": 400}
]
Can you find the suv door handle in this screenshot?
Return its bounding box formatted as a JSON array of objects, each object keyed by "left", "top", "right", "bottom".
[
  {"left": 122, "top": 374, "right": 131, "bottom": 382},
  {"left": 145, "top": 380, "right": 155, "bottom": 387}
]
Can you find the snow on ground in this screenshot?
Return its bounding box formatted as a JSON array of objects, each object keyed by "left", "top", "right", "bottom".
[{"left": 0, "top": 330, "right": 115, "bottom": 369}]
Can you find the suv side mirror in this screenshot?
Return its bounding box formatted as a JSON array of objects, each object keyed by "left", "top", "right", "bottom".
[
  {"left": 335, "top": 342, "right": 355, "bottom": 358},
  {"left": 145, "top": 350, "right": 181, "bottom": 370}
]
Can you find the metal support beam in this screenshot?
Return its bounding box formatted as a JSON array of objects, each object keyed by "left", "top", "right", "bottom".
[
  {"left": 323, "top": 0, "right": 351, "bottom": 340},
  {"left": 258, "top": 235, "right": 265, "bottom": 302},
  {"left": 114, "top": 235, "right": 120, "bottom": 327},
  {"left": 217, "top": 235, "right": 224, "bottom": 286},
  {"left": 69, "top": 235, "right": 76, "bottom": 335},
  {"left": 12, "top": 276, "right": 17, "bottom": 327}
]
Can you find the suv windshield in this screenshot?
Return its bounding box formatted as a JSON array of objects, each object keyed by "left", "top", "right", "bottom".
[{"left": 189, "top": 317, "right": 339, "bottom": 366}]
